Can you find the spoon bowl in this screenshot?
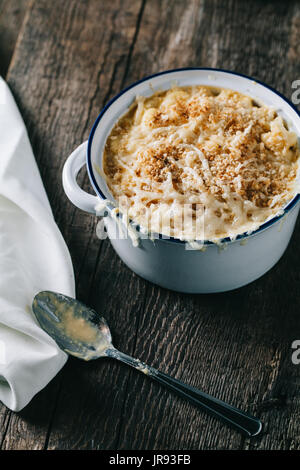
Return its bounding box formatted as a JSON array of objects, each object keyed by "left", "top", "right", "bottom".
[{"left": 33, "top": 291, "right": 112, "bottom": 360}]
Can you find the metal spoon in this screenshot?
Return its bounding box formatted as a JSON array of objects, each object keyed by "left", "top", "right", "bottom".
[{"left": 32, "top": 291, "right": 262, "bottom": 437}]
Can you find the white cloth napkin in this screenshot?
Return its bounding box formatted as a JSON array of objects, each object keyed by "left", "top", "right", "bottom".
[{"left": 0, "top": 77, "right": 75, "bottom": 411}]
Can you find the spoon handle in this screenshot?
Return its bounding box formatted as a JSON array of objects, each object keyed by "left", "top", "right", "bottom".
[{"left": 106, "top": 348, "right": 262, "bottom": 437}]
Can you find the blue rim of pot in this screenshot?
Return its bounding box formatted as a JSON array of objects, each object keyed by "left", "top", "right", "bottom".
[{"left": 87, "top": 67, "right": 300, "bottom": 245}]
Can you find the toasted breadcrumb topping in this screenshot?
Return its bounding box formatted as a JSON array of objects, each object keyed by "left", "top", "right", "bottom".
[{"left": 103, "top": 86, "right": 299, "bottom": 241}]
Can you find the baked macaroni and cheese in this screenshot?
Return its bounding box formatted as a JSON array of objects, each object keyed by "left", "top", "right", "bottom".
[{"left": 103, "top": 86, "right": 299, "bottom": 242}]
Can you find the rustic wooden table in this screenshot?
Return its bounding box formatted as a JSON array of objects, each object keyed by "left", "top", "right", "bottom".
[{"left": 0, "top": 0, "right": 299, "bottom": 451}]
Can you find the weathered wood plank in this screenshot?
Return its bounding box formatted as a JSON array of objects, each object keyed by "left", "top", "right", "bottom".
[
  {"left": 1, "top": 0, "right": 145, "bottom": 450},
  {"left": 0, "top": 0, "right": 299, "bottom": 450},
  {"left": 0, "top": 0, "right": 32, "bottom": 447},
  {"left": 0, "top": 0, "right": 31, "bottom": 77},
  {"left": 113, "top": 0, "right": 300, "bottom": 450},
  {"left": 0, "top": 405, "right": 10, "bottom": 447}
]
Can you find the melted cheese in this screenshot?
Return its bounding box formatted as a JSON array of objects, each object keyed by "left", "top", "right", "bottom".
[{"left": 103, "top": 86, "right": 299, "bottom": 242}]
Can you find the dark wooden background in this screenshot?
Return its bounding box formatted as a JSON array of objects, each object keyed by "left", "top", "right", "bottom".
[{"left": 0, "top": 0, "right": 299, "bottom": 450}]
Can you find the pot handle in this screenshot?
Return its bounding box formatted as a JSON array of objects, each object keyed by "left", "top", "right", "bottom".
[{"left": 62, "top": 141, "right": 99, "bottom": 214}]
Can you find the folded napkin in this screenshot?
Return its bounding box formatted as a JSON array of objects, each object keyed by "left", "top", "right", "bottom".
[{"left": 0, "top": 77, "right": 75, "bottom": 411}]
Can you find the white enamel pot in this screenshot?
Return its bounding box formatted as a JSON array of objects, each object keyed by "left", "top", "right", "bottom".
[{"left": 63, "top": 68, "right": 300, "bottom": 293}]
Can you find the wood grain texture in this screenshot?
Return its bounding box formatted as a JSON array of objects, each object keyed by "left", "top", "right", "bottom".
[
  {"left": 0, "top": 0, "right": 31, "bottom": 77},
  {"left": 0, "top": 0, "right": 31, "bottom": 446},
  {"left": 0, "top": 0, "right": 299, "bottom": 450}
]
